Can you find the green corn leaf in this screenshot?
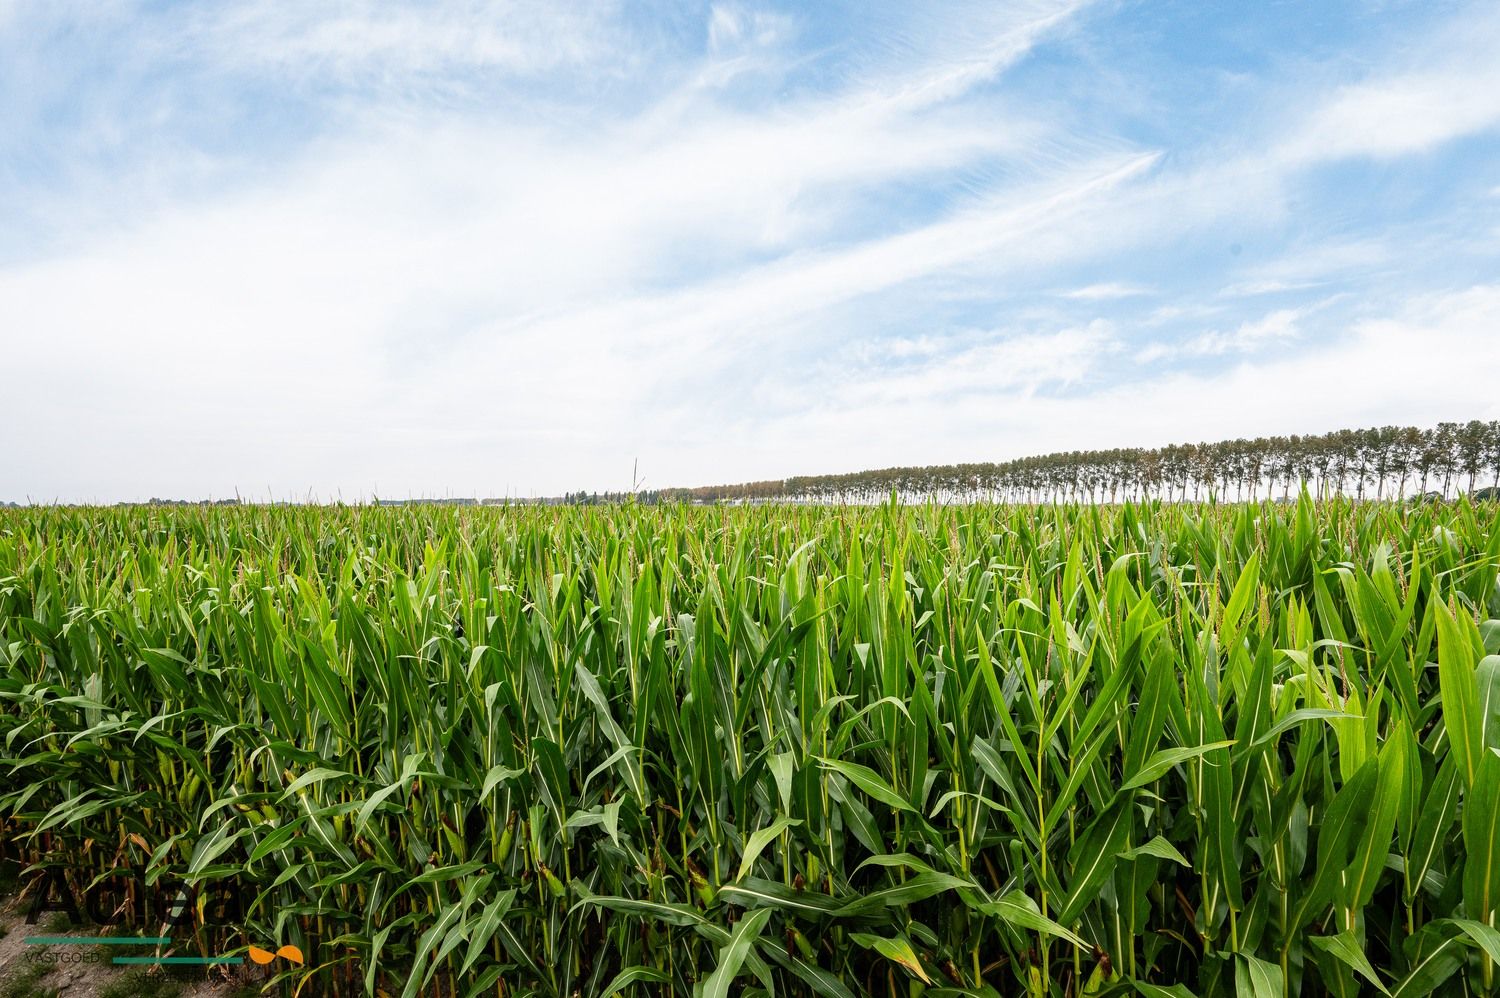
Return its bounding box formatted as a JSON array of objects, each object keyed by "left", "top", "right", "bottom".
[
  {"left": 1234, "top": 952, "right": 1283, "bottom": 998},
  {"left": 1437, "top": 602, "right": 1482, "bottom": 789},
  {"left": 1309, "top": 932, "right": 1391, "bottom": 994},
  {"left": 736, "top": 816, "right": 801, "bottom": 882},
  {"left": 978, "top": 891, "right": 1090, "bottom": 949},
  {"left": 1120, "top": 835, "right": 1191, "bottom": 868},
  {"left": 703, "top": 907, "right": 772, "bottom": 998},
  {"left": 848, "top": 932, "right": 932, "bottom": 985},
  {"left": 817, "top": 756, "right": 914, "bottom": 813},
  {"left": 1122, "top": 740, "right": 1237, "bottom": 792}
]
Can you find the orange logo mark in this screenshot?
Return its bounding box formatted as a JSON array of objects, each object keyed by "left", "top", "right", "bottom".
[{"left": 248, "top": 944, "right": 305, "bottom": 965}]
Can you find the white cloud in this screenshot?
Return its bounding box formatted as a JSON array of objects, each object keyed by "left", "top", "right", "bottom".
[
  {"left": 841, "top": 322, "right": 1116, "bottom": 403},
  {"left": 1136, "top": 298, "right": 1345, "bottom": 365},
  {"left": 183, "top": 1, "right": 624, "bottom": 81},
  {"left": 707, "top": 4, "right": 793, "bottom": 53},
  {"left": 1277, "top": 9, "right": 1500, "bottom": 163},
  {"left": 1220, "top": 240, "right": 1392, "bottom": 296},
  {"left": 1183, "top": 307, "right": 1303, "bottom": 356},
  {"left": 1219, "top": 279, "right": 1323, "bottom": 297},
  {"left": 861, "top": 0, "right": 1092, "bottom": 112},
  {"left": 732, "top": 285, "right": 1500, "bottom": 482},
  {"left": 1282, "top": 67, "right": 1500, "bottom": 163},
  {"left": 1144, "top": 303, "right": 1227, "bottom": 325},
  {"left": 1104, "top": 286, "right": 1500, "bottom": 444},
  {"left": 1060, "top": 282, "right": 1152, "bottom": 300}
]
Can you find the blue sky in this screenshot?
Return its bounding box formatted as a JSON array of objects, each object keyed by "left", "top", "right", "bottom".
[{"left": 3, "top": 0, "right": 1499, "bottom": 501}]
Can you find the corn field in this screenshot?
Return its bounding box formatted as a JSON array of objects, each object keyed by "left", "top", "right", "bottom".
[{"left": 2, "top": 497, "right": 1500, "bottom": 997}]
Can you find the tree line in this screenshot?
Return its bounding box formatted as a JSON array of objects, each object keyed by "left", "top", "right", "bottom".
[{"left": 657, "top": 420, "right": 1500, "bottom": 504}]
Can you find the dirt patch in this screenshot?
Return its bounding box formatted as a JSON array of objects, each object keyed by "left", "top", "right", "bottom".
[{"left": 0, "top": 889, "right": 266, "bottom": 998}]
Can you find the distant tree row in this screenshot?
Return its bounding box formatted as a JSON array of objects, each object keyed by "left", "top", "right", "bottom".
[
  {"left": 659, "top": 421, "right": 1500, "bottom": 505},
  {"left": 550, "top": 489, "right": 682, "bottom": 506},
  {"left": 140, "top": 498, "right": 242, "bottom": 507}
]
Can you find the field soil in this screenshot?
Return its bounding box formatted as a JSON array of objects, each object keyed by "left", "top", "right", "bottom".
[{"left": 0, "top": 887, "right": 259, "bottom": 998}]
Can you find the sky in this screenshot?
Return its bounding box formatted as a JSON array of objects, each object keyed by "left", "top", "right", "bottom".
[{"left": 3, "top": 0, "right": 1500, "bottom": 502}]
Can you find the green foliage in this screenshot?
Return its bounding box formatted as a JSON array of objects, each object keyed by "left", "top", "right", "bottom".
[
  {"left": 97, "top": 968, "right": 183, "bottom": 998},
  {"left": 0, "top": 962, "right": 56, "bottom": 998},
  {"left": 0, "top": 497, "right": 1498, "bottom": 996}
]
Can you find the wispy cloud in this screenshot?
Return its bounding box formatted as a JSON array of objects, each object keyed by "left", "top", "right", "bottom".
[
  {"left": 1061, "top": 282, "right": 1153, "bottom": 301},
  {"left": 1218, "top": 279, "right": 1324, "bottom": 297},
  {"left": 1277, "top": 12, "right": 1500, "bottom": 164},
  {"left": 1149, "top": 307, "right": 1304, "bottom": 362},
  {"left": 1136, "top": 295, "right": 1350, "bottom": 365},
  {"left": 838, "top": 322, "right": 1117, "bottom": 404},
  {"left": 707, "top": 4, "right": 794, "bottom": 54},
  {"left": 183, "top": 0, "right": 626, "bottom": 82}
]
